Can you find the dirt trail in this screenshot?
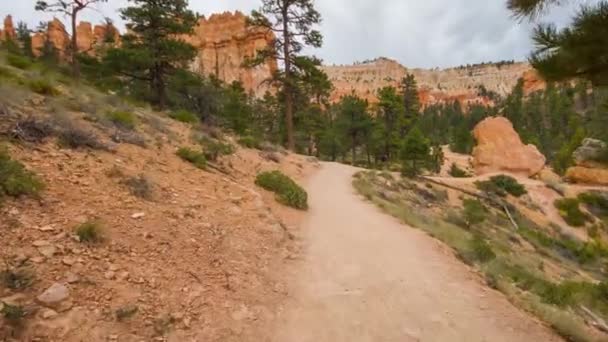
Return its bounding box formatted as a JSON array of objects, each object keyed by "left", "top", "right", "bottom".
[{"left": 274, "top": 162, "right": 562, "bottom": 342}]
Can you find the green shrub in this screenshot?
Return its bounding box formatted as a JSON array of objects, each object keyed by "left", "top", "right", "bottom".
[
  {"left": 116, "top": 305, "right": 138, "bottom": 321},
  {"left": 75, "top": 221, "right": 104, "bottom": 244},
  {"left": 0, "top": 65, "right": 16, "bottom": 79},
  {"left": 169, "top": 109, "right": 198, "bottom": 124},
  {"left": 0, "top": 267, "right": 33, "bottom": 290},
  {"left": 459, "top": 235, "right": 496, "bottom": 264},
  {"left": 238, "top": 135, "right": 262, "bottom": 149},
  {"left": 107, "top": 111, "right": 136, "bottom": 130},
  {"left": 28, "top": 79, "right": 59, "bottom": 96},
  {"left": 462, "top": 199, "right": 487, "bottom": 226},
  {"left": 176, "top": 147, "right": 206, "bottom": 169},
  {"left": 255, "top": 170, "right": 308, "bottom": 210},
  {"left": 578, "top": 191, "right": 608, "bottom": 218},
  {"left": 475, "top": 175, "right": 527, "bottom": 197},
  {"left": 198, "top": 137, "right": 235, "bottom": 161},
  {"left": 1, "top": 302, "right": 26, "bottom": 325},
  {"left": 0, "top": 148, "right": 44, "bottom": 200},
  {"left": 449, "top": 163, "right": 469, "bottom": 178},
  {"left": 6, "top": 54, "right": 32, "bottom": 70},
  {"left": 555, "top": 198, "right": 590, "bottom": 227}
]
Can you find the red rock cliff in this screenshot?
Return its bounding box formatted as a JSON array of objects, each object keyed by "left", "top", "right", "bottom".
[{"left": 183, "top": 11, "right": 277, "bottom": 97}]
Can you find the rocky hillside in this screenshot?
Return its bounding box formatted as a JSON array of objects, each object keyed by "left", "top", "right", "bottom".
[
  {"left": 0, "top": 52, "right": 318, "bottom": 341},
  {"left": 321, "top": 57, "right": 545, "bottom": 106}
]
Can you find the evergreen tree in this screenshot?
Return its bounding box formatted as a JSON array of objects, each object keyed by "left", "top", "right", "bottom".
[
  {"left": 16, "top": 22, "right": 33, "bottom": 57},
  {"left": 376, "top": 86, "right": 404, "bottom": 162},
  {"left": 335, "top": 95, "right": 372, "bottom": 164},
  {"left": 400, "top": 73, "right": 420, "bottom": 137},
  {"left": 400, "top": 128, "right": 431, "bottom": 177},
  {"left": 104, "top": 0, "right": 197, "bottom": 109},
  {"left": 248, "top": 0, "right": 323, "bottom": 151}
]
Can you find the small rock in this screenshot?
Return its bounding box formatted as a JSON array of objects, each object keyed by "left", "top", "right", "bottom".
[
  {"left": 104, "top": 271, "right": 116, "bottom": 280},
  {"left": 64, "top": 272, "right": 80, "bottom": 284},
  {"left": 38, "top": 245, "right": 57, "bottom": 258},
  {"left": 108, "top": 264, "right": 120, "bottom": 272},
  {"left": 31, "top": 257, "right": 45, "bottom": 263},
  {"left": 116, "top": 271, "right": 130, "bottom": 281},
  {"left": 32, "top": 240, "right": 51, "bottom": 247},
  {"left": 131, "top": 212, "right": 145, "bottom": 219},
  {"left": 39, "top": 225, "right": 55, "bottom": 232},
  {"left": 8, "top": 208, "right": 19, "bottom": 216},
  {"left": 37, "top": 283, "right": 70, "bottom": 308},
  {"left": 109, "top": 335, "right": 119, "bottom": 341},
  {"left": 62, "top": 257, "right": 77, "bottom": 266},
  {"left": 41, "top": 309, "right": 58, "bottom": 319},
  {"left": 229, "top": 206, "right": 242, "bottom": 215},
  {"left": 14, "top": 254, "right": 28, "bottom": 264}
]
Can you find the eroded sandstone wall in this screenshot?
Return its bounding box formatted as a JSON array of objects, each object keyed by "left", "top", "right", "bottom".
[
  {"left": 321, "top": 57, "right": 545, "bottom": 106},
  {"left": 184, "top": 11, "right": 277, "bottom": 97}
]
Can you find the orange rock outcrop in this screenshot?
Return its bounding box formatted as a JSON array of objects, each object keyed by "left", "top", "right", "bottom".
[
  {"left": 1, "top": 15, "right": 16, "bottom": 41},
  {"left": 321, "top": 57, "right": 543, "bottom": 107},
  {"left": 184, "top": 11, "right": 277, "bottom": 97},
  {"left": 472, "top": 116, "right": 546, "bottom": 177}
]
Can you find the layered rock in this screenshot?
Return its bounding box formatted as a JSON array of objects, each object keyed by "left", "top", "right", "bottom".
[
  {"left": 46, "top": 18, "right": 70, "bottom": 58},
  {"left": 472, "top": 116, "right": 546, "bottom": 177},
  {"left": 566, "top": 139, "right": 608, "bottom": 185},
  {"left": 321, "top": 57, "right": 545, "bottom": 106},
  {"left": 184, "top": 11, "right": 277, "bottom": 97}
]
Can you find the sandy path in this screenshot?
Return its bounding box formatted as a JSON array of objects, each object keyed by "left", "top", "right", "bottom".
[{"left": 273, "top": 162, "right": 562, "bottom": 342}]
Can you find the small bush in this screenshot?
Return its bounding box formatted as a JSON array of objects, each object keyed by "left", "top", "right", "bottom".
[
  {"left": 0, "top": 267, "right": 33, "bottom": 290},
  {"left": 555, "top": 198, "right": 590, "bottom": 227},
  {"left": 255, "top": 170, "right": 308, "bottom": 210},
  {"left": 198, "top": 137, "right": 235, "bottom": 161},
  {"left": 107, "top": 111, "right": 136, "bottom": 130},
  {"left": 116, "top": 305, "right": 138, "bottom": 322},
  {"left": 238, "top": 135, "right": 262, "bottom": 149},
  {"left": 449, "top": 163, "right": 469, "bottom": 178},
  {"left": 9, "top": 118, "right": 55, "bottom": 143},
  {"left": 578, "top": 191, "right": 608, "bottom": 218},
  {"left": 469, "top": 235, "right": 496, "bottom": 263},
  {"left": 0, "top": 65, "right": 16, "bottom": 79},
  {"left": 1, "top": 302, "right": 25, "bottom": 325},
  {"left": 462, "top": 199, "right": 487, "bottom": 227},
  {"left": 58, "top": 126, "right": 106, "bottom": 150},
  {"left": 75, "top": 221, "right": 103, "bottom": 244},
  {"left": 476, "top": 175, "right": 527, "bottom": 197},
  {"left": 111, "top": 130, "right": 146, "bottom": 148},
  {"left": 6, "top": 54, "right": 32, "bottom": 70},
  {"left": 0, "top": 148, "right": 44, "bottom": 200},
  {"left": 176, "top": 147, "right": 207, "bottom": 169},
  {"left": 28, "top": 79, "right": 59, "bottom": 96},
  {"left": 122, "top": 175, "right": 153, "bottom": 200},
  {"left": 169, "top": 110, "right": 198, "bottom": 124}
]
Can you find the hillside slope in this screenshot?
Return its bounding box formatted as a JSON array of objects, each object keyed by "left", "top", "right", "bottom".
[{"left": 0, "top": 57, "right": 318, "bottom": 341}]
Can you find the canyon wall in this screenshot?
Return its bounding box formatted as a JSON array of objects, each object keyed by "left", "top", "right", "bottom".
[
  {"left": 321, "top": 57, "right": 544, "bottom": 107},
  {"left": 183, "top": 11, "right": 277, "bottom": 97}
]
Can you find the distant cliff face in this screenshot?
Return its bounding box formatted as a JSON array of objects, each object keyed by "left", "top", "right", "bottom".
[
  {"left": 183, "top": 11, "right": 278, "bottom": 97},
  {"left": 321, "top": 57, "right": 545, "bottom": 107}
]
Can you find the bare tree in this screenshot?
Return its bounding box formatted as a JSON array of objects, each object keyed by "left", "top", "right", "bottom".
[{"left": 35, "top": 0, "right": 108, "bottom": 77}]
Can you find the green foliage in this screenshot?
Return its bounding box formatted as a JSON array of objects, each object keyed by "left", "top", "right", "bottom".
[
  {"left": 578, "top": 191, "right": 608, "bottom": 219},
  {"left": 460, "top": 235, "right": 496, "bottom": 264},
  {"left": 400, "top": 128, "right": 431, "bottom": 177},
  {"left": 555, "top": 198, "right": 591, "bottom": 227},
  {"left": 475, "top": 175, "right": 527, "bottom": 197},
  {"left": 198, "top": 137, "right": 235, "bottom": 162},
  {"left": 6, "top": 54, "right": 32, "bottom": 69},
  {"left": 107, "top": 111, "right": 136, "bottom": 130},
  {"left": 462, "top": 199, "right": 487, "bottom": 226},
  {"left": 238, "top": 135, "right": 262, "bottom": 149},
  {"left": 1, "top": 302, "right": 26, "bottom": 325},
  {"left": 176, "top": 147, "right": 207, "bottom": 169},
  {"left": 103, "top": 0, "right": 197, "bottom": 108},
  {"left": 169, "top": 109, "right": 198, "bottom": 124},
  {"left": 58, "top": 126, "right": 105, "bottom": 150},
  {"left": 255, "top": 171, "right": 308, "bottom": 210},
  {"left": 0, "top": 148, "right": 44, "bottom": 201},
  {"left": 75, "top": 221, "right": 104, "bottom": 244},
  {"left": 449, "top": 163, "right": 470, "bottom": 178},
  {"left": 28, "top": 79, "right": 59, "bottom": 96}
]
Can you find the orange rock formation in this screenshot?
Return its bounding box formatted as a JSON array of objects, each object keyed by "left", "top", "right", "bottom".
[
  {"left": 183, "top": 11, "right": 277, "bottom": 97},
  {"left": 1, "top": 15, "right": 16, "bottom": 41},
  {"left": 472, "top": 116, "right": 546, "bottom": 177},
  {"left": 321, "top": 57, "right": 545, "bottom": 107}
]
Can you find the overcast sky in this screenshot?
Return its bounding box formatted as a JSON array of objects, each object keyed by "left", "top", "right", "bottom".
[{"left": 1, "top": 0, "right": 596, "bottom": 69}]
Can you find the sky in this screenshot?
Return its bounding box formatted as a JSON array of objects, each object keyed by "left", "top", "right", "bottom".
[{"left": 1, "top": 0, "right": 597, "bottom": 69}]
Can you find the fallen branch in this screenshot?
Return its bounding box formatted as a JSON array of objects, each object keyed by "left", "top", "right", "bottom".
[
  {"left": 421, "top": 176, "right": 519, "bottom": 230},
  {"left": 580, "top": 305, "right": 608, "bottom": 333}
]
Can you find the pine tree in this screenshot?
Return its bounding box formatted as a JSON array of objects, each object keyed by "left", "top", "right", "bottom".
[
  {"left": 248, "top": 0, "right": 323, "bottom": 151},
  {"left": 400, "top": 127, "right": 431, "bottom": 177},
  {"left": 400, "top": 73, "right": 420, "bottom": 137},
  {"left": 376, "top": 86, "right": 404, "bottom": 162},
  {"left": 16, "top": 22, "right": 33, "bottom": 57},
  {"left": 104, "top": 0, "right": 197, "bottom": 109},
  {"left": 335, "top": 95, "right": 371, "bottom": 164}
]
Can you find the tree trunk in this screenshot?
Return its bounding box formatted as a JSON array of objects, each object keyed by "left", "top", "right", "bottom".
[
  {"left": 282, "top": 6, "right": 295, "bottom": 151},
  {"left": 70, "top": 10, "right": 80, "bottom": 78},
  {"left": 352, "top": 133, "right": 357, "bottom": 165}
]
